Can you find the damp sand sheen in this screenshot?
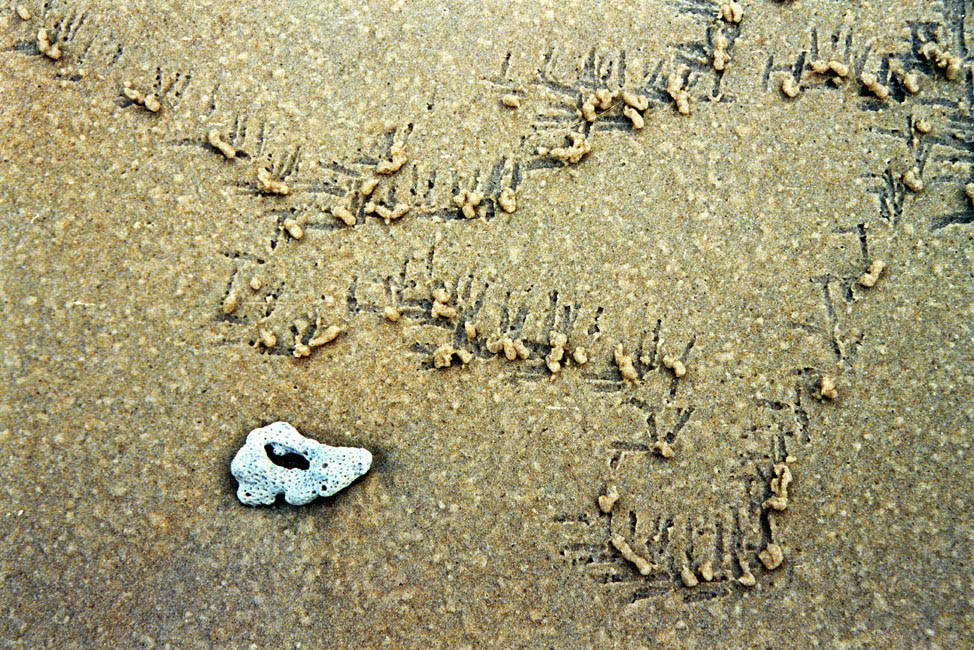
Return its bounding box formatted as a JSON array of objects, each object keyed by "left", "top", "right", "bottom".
[{"left": 0, "top": 1, "right": 971, "bottom": 649}]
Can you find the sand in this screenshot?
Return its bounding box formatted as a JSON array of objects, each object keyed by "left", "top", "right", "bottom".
[{"left": 0, "top": 0, "right": 971, "bottom": 648}]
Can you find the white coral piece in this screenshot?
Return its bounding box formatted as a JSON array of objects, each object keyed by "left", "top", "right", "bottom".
[{"left": 231, "top": 421, "right": 372, "bottom": 506}]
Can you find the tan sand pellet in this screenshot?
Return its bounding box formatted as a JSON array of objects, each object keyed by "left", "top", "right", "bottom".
[
  {"left": 513, "top": 339, "right": 530, "bottom": 360},
  {"left": 500, "top": 94, "right": 521, "bottom": 108},
  {"left": 333, "top": 205, "right": 356, "bottom": 226},
  {"left": 283, "top": 218, "right": 304, "bottom": 240},
  {"left": 36, "top": 27, "right": 61, "bottom": 60},
  {"left": 249, "top": 277, "right": 262, "bottom": 291},
  {"left": 781, "top": 75, "right": 800, "bottom": 98},
  {"left": 464, "top": 321, "right": 477, "bottom": 340},
  {"left": 376, "top": 143, "right": 407, "bottom": 175},
  {"left": 614, "top": 343, "right": 638, "bottom": 381},
  {"left": 902, "top": 72, "right": 920, "bottom": 94},
  {"left": 432, "top": 288, "right": 449, "bottom": 303},
  {"left": 143, "top": 95, "right": 161, "bottom": 113},
  {"left": 662, "top": 353, "right": 687, "bottom": 378},
  {"left": 597, "top": 484, "right": 619, "bottom": 513},
  {"left": 207, "top": 129, "right": 236, "bottom": 159},
  {"left": 292, "top": 342, "right": 311, "bottom": 358},
  {"left": 383, "top": 305, "right": 401, "bottom": 322},
  {"left": 820, "top": 375, "right": 838, "bottom": 400},
  {"left": 622, "top": 91, "right": 648, "bottom": 111},
  {"left": 222, "top": 290, "right": 239, "bottom": 315},
  {"left": 433, "top": 343, "right": 455, "bottom": 368},
  {"left": 712, "top": 33, "right": 730, "bottom": 72},
  {"left": 610, "top": 535, "right": 655, "bottom": 576},
  {"left": 623, "top": 106, "right": 644, "bottom": 129},
  {"left": 858, "top": 259, "right": 886, "bottom": 288},
  {"left": 257, "top": 168, "right": 290, "bottom": 195},
  {"left": 828, "top": 60, "right": 849, "bottom": 77},
  {"left": 653, "top": 439, "right": 674, "bottom": 458},
  {"left": 502, "top": 337, "right": 517, "bottom": 361},
  {"left": 594, "top": 88, "right": 613, "bottom": 109},
  {"left": 359, "top": 177, "right": 379, "bottom": 197},
  {"left": 456, "top": 348, "right": 474, "bottom": 365},
  {"left": 811, "top": 59, "right": 829, "bottom": 74},
  {"left": 966, "top": 183, "right": 974, "bottom": 203},
  {"left": 432, "top": 300, "right": 457, "bottom": 320},
  {"left": 860, "top": 73, "right": 889, "bottom": 101},
  {"left": 719, "top": 1, "right": 742, "bottom": 23},
  {"left": 498, "top": 187, "right": 517, "bottom": 213},
  {"left": 666, "top": 72, "right": 691, "bottom": 115},
  {"left": 913, "top": 118, "right": 932, "bottom": 134},
  {"left": 759, "top": 543, "right": 784, "bottom": 570},
  {"left": 699, "top": 561, "right": 714, "bottom": 582},
  {"left": 309, "top": 324, "right": 342, "bottom": 347},
  {"left": 763, "top": 462, "right": 792, "bottom": 511},
  {"left": 581, "top": 95, "right": 597, "bottom": 122},
  {"left": 16, "top": 5, "right": 32, "bottom": 21},
  {"left": 572, "top": 347, "right": 587, "bottom": 365},
  {"left": 454, "top": 189, "right": 484, "bottom": 219},
  {"left": 737, "top": 555, "right": 756, "bottom": 587},
  {"left": 258, "top": 328, "right": 277, "bottom": 349},
  {"left": 548, "top": 132, "right": 591, "bottom": 164},
  {"left": 902, "top": 168, "right": 923, "bottom": 193},
  {"left": 680, "top": 565, "right": 699, "bottom": 588}
]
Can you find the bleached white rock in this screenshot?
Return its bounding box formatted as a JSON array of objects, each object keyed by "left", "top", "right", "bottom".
[{"left": 231, "top": 421, "right": 372, "bottom": 506}]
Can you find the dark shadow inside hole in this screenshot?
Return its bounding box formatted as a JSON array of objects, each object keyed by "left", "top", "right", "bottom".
[{"left": 264, "top": 444, "right": 310, "bottom": 470}]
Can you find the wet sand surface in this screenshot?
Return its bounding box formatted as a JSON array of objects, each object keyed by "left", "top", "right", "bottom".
[{"left": 0, "top": 1, "right": 972, "bottom": 648}]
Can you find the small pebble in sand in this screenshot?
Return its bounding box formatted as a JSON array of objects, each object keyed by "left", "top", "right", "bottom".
[
  {"left": 333, "top": 205, "right": 356, "bottom": 226},
  {"left": 309, "top": 324, "right": 342, "bottom": 347},
  {"left": 376, "top": 142, "right": 407, "bottom": 175},
  {"left": 902, "top": 168, "right": 922, "bottom": 193},
  {"left": 820, "top": 375, "right": 838, "bottom": 400},
  {"left": 858, "top": 259, "right": 886, "bottom": 288},
  {"left": 222, "top": 290, "right": 239, "bottom": 315},
  {"left": 712, "top": 33, "right": 730, "bottom": 72},
  {"left": 614, "top": 344, "right": 639, "bottom": 381},
  {"left": 464, "top": 321, "right": 477, "bottom": 340},
  {"left": 598, "top": 484, "right": 620, "bottom": 513},
  {"left": 383, "top": 306, "right": 401, "bottom": 322},
  {"left": 257, "top": 168, "right": 290, "bottom": 195},
  {"left": 453, "top": 189, "right": 484, "bottom": 219},
  {"left": 860, "top": 72, "right": 889, "bottom": 101},
  {"left": 548, "top": 132, "right": 592, "bottom": 164},
  {"left": 501, "top": 94, "right": 521, "bottom": 108},
  {"left": 258, "top": 328, "right": 277, "bottom": 349},
  {"left": 662, "top": 353, "right": 687, "bottom": 378},
  {"left": 283, "top": 218, "right": 304, "bottom": 240},
  {"left": 759, "top": 543, "right": 784, "bottom": 570},
  {"left": 572, "top": 347, "right": 588, "bottom": 365},
  {"left": 781, "top": 74, "right": 800, "bottom": 98},
  {"left": 36, "top": 27, "right": 61, "bottom": 60},
  {"left": 207, "top": 129, "right": 237, "bottom": 159},
  {"left": 719, "top": 1, "right": 743, "bottom": 23},
  {"left": 610, "top": 535, "right": 655, "bottom": 575},
  {"left": 666, "top": 72, "right": 691, "bottom": 115},
  {"left": 498, "top": 187, "right": 517, "bottom": 213},
  {"left": 16, "top": 5, "right": 32, "bottom": 21}
]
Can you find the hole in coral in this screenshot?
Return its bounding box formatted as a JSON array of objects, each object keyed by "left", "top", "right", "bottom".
[{"left": 264, "top": 444, "right": 310, "bottom": 470}]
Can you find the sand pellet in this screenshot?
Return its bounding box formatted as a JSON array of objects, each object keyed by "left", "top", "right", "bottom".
[
  {"left": 383, "top": 306, "right": 401, "bottom": 322},
  {"left": 333, "top": 205, "right": 356, "bottom": 226},
  {"left": 614, "top": 344, "right": 638, "bottom": 381},
  {"left": 712, "top": 33, "right": 730, "bottom": 72},
  {"left": 513, "top": 339, "right": 530, "bottom": 359},
  {"left": 454, "top": 189, "right": 484, "bottom": 219},
  {"left": 293, "top": 342, "right": 311, "bottom": 358},
  {"left": 680, "top": 565, "right": 699, "bottom": 588},
  {"left": 653, "top": 439, "right": 674, "bottom": 458},
  {"left": 828, "top": 60, "right": 849, "bottom": 77},
  {"left": 548, "top": 132, "right": 592, "bottom": 164},
  {"left": 781, "top": 75, "right": 799, "bottom": 98},
  {"left": 283, "top": 218, "right": 304, "bottom": 240},
  {"left": 432, "top": 300, "right": 457, "bottom": 320},
  {"left": 719, "top": 1, "right": 743, "bottom": 23},
  {"left": 902, "top": 72, "right": 920, "bottom": 94},
  {"left": 16, "top": 5, "right": 32, "bottom": 20},
  {"left": 433, "top": 343, "right": 456, "bottom": 368},
  {"left": 572, "top": 347, "right": 588, "bottom": 365},
  {"left": 662, "top": 353, "right": 687, "bottom": 378},
  {"left": 207, "top": 129, "right": 236, "bottom": 159},
  {"left": 598, "top": 484, "right": 620, "bottom": 513},
  {"left": 36, "top": 27, "right": 61, "bottom": 60},
  {"left": 432, "top": 288, "right": 449, "bottom": 303},
  {"left": 498, "top": 187, "right": 517, "bottom": 213},
  {"left": 258, "top": 328, "right": 277, "bottom": 348},
  {"left": 359, "top": 177, "right": 379, "bottom": 197},
  {"left": 502, "top": 337, "right": 517, "bottom": 361},
  {"left": 820, "top": 375, "right": 838, "bottom": 400},
  {"left": 257, "top": 168, "right": 290, "bottom": 195},
  {"left": 913, "top": 117, "right": 932, "bottom": 134},
  {"left": 902, "top": 168, "right": 922, "bottom": 193},
  {"left": 858, "top": 259, "right": 886, "bottom": 288},
  {"left": 737, "top": 555, "right": 756, "bottom": 587},
  {"left": 501, "top": 94, "right": 521, "bottom": 108},
  {"left": 143, "top": 95, "right": 161, "bottom": 113},
  {"left": 759, "top": 543, "right": 784, "bottom": 570},
  {"left": 860, "top": 72, "right": 889, "bottom": 101},
  {"left": 456, "top": 348, "right": 474, "bottom": 365},
  {"left": 699, "top": 561, "right": 714, "bottom": 582},
  {"left": 622, "top": 91, "right": 648, "bottom": 111},
  {"left": 610, "top": 534, "right": 655, "bottom": 576},
  {"left": 249, "top": 277, "right": 262, "bottom": 291},
  {"left": 309, "top": 324, "right": 342, "bottom": 347},
  {"left": 376, "top": 143, "right": 407, "bottom": 175},
  {"left": 966, "top": 183, "right": 974, "bottom": 203},
  {"left": 222, "top": 290, "right": 239, "bottom": 314},
  {"left": 623, "top": 106, "right": 644, "bottom": 129},
  {"left": 763, "top": 462, "right": 792, "bottom": 511},
  {"left": 464, "top": 321, "right": 477, "bottom": 340},
  {"left": 666, "top": 72, "right": 691, "bottom": 115}
]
